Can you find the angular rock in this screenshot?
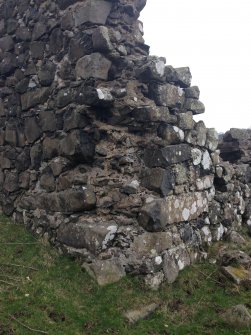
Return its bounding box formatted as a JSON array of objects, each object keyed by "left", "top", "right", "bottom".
[
  {"left": 141, "top": 167, "right": 174, "bottom": 196},
  {"left": 184, "top": 98, "right": 205, "bottom": 115},
  {"left": 75, "top": 53, "right": 111, "bottom": 80},
  {"left": 60, "top": 130, "right": 95, "bottom": 163},
  {"left": 57, "top": 220, "right": 117, "bottom": 253},
  {"left": 21, "top": 88, "right": 50, "bottom": 111},
  {"left": 124, "top": 303, "right": 160, "bottom": 324},
  {"left": 150, "top": 83, "right": 185, "bottom": 108},
  {"left": 136, "top": 56, "right": 166, "bottom": 82},
  {"left": 24, "top": 117, "right": 42, "bottom": 144},
  {"left": 130, "top": 232, "right": 173, "bottom": 257},
  {"left": 0, "top": 35, "right": 14, "bottom": 51},
  {"left": 184, "top": 86, "right": 200, "bottom": 99},
  {"left": 222, "top": 305, "right": 251, "bottom": 328},
  {"left": 144, "top": 144, "right": 191, "bottom": 168},
  {"left": 178, "top": 112, "right": 194, "bottom": 130},
  {"left": 222, "top": 266, "right": 251, "bottom": 288},
  {"left": 139, "top": 192, "right": 209, "bottom": 231},
  {"left": 92, "top": 26, "right": 113, "bottom": 52},
  {"left": 73, "top": 0, "right": 112, "bottom": 26},
  {"left": 39, "top": 111, "right": 57, "bottom": 132},
  {"left": 157, "top": 125, "right": 184, "bottom": 144}
]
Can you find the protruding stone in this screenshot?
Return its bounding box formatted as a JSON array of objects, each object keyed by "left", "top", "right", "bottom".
[
  {"left": 150, "top": 83, "right": 185, "bottom": 108},
  {"left": 73, "top": 0, "right": 112, "bottom": 26},
  {"left": 83, "top": 258, "right": 126, "bottom": 286},
  {"left": 21, "top": 88, "right": 50, "bottom": 111},
  {"left": 57, "top": 220, "right": 117, "bottom": 253},
  {"left": 144, "top": 144, "right": 191, "bottom": 168},
  {"left": 184, "top": 99, "right": 205, "bottom": 115},
  {"left": 139, "top": 192, "right": 208, "bottom": 231},
  {"left": 141, "top": 167, "right": 174, "bottom": 196},
  {"left": 76, "top": 53, "right": 111, "bottom": 80}
]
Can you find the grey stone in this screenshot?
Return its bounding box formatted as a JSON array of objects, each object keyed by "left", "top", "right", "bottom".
[
  {"left": 157, "top": 124, "right": 184, "bottom": 144},
  {"left": 173, "top": 67, "right": 192, "bottom": 88},
  {"left": 21, "top": 88, "right": 50, "bottom": 111},
  {"left": 163, "top": 252, "right": 179, "bottom": 284},
  {"left": 30, "top": 41, "right": 45, "bottom": 59},
  {"left": 16, "top": 26, "right": 31, "bottom": 41},
  {"left": 206, "top": 128, "right": 218, "bottom": 151},
  {"left": 38, "top": 62, "right": 56, "bottom": 86},
  {"left": 178, "top": 112, "right": 194, "bottom": 130},
  {"left": 144, "top": 272, "right": 164, "bottom": 291},
  {"left": 24, "top": 118, "right": 42, "bottom": 144},
  {"left": 83, "top": 258, "right": 126, "bottom": 286},
  {"left": 92, "top": 26, "right": 113, "bottom": 52},
  {"left": 222, "top": 305, "right": 251, "bottom": 328},
  {"left": 32, "top": 22, "right": 47, "bottom": 41},
  {"left": 57, "top": 220, "right": 117, "bottom": 253},
  {"left": 40, "top": 169, "right": 55, "bottom": 192},
  {"left": 0, "top": 35, "right": 14, "bottom": 51},
  {"left": 3, "top": 172, "right": 19, "bottom": 193},
  {"left": 56, "top": 89, "right": 74, "bottom": 108},
  {"left": 56, "top": 0, "right": 79, "bottom": 9},
  {"left": 144, "top": 144, "right": 191, "bottom": 168},
  {"left": 42, "top": 137, "right": 60, "bottom": 161},
  {"left": 185, "top": 86, "right": 200, "bottom": 99},
  {"left": 136, "top": 56, "right": 166, "bottom": 82},
  {"left": 141, "top": 167, "right": 174, "bottom": 196},
  {"left": 73, "top": 0, "right": 112, "bottom": 26},
  {"left": 63, "top": 108, "right": 88, "bottom": 131},
  {"left": 60, "top": 130, "right": 95, "bottom": 163},
  {"left": 130, "top": 232, "right": 173, "bottom": 257},
  {"left": 124, "top": 303, "right": 160, "bottom": 324},
  {"left": 39, "top": 111, "right": 57, "bottom": 132},
  {"left": 150, "top": 83, "right": 185, "bottom": 108},
  {"left": 0, "top": 52, "right": 17, "bottom": 75},
  {"left": 184, "top": 98, "right": 205, "bottom": 115},
  {"left": 139, "top": 192, "right": 208, "bottom": 231},
  {"left": 75, "top": 53, "right": 112, "bottom": 80},
  {"left": 222, "top": 266, "right": 251, "bottom": 287}
]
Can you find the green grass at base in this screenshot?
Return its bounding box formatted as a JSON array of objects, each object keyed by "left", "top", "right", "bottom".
[{"left": 0, "top": 214, "right": 250, "bottom": 335}]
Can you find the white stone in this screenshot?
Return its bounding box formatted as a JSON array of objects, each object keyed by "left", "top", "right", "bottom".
[{"left": 191, "top": 148, "right": 202, "bottom": 165}]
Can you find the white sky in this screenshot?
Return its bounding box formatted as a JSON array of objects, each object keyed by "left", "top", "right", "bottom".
[{"left": 140, "top": 0, "right": 251, "bottom": 132}]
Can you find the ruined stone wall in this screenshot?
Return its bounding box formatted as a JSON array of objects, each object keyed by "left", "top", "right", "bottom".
[{"left": 0, "top": 0, "right": 250, "bottom": 286}]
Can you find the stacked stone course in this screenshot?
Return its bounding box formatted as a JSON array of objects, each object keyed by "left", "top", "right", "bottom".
[{"left": 0, "top": 0, "right": 250, "bottom": 286}]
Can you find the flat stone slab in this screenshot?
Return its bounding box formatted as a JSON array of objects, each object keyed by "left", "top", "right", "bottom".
[
  {"left": 139, "top": 192, "right": 209, "bottom": 231},
  {"left": 222, "top": 266, "right": 251, "bottom": 288},
  {"left": 124, "top": 303, "right": 160, "bottom": 324},
  {"left": 83, "top": 258, "right": 126, "bottom": 286}
]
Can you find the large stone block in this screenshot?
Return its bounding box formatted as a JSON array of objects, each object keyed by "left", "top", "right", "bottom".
[
  {"left": 73, "top": 0, "right": 112, "bottom": 26},
  {"left": 150, "top": 83, "right": 185, "bottom": 108},
  {"left": 139, "top": 192, "right": 209, "bottom": 231},
  {"left": 75, "top": 53, "right": 111, "bottom": 80},
  {"left": 144, "top": 144, "right": 191, "bottom": 168},
  {"left": 184, "top": 98, "right": 205, "bottom": 115},
  {"left": 141, "top": 167, "right": 174, "bottom": 196},
  {"left": 21, "top": 88, "right": 50, "bottom": 111},
  {"left": 57, "top": 220, "right": 117, "bottom": 254}
]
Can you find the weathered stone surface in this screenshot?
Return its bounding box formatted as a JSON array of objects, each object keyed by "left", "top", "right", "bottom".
[
  {"left": 24, "top": 118, "right": 42, "bottom": 144},
  {"left": 60, "top": 130, "right": 95, "bottom": 163},
  {"left": 130, "top": 232, "right": 173, "bottom": 257},
  {"left": 83, "top": 258, "right": 126, "bottom": 286},
  {"left": 92, "top": 26, "right": 113, "bottom": 52},
  {"left": 57, "top": 220, "right": 117, "bottom": 253},
  {"left": 136, "top": 56, "right": 165, "bottom": 82},
  {"left": 150, "top": 83, "right": 185, "bottom": 108},
  {"left": 184, "top": 99, "right": 205, "bottom": 115},
  {"left": 39, "top": 111, "right": 57, "bottom": 132},
  {"left": 222, "top": 305, "right": 251, "bottom": 328},
  {"left": 38, "top": 62, "right": 55, "bottom": 86},
  {"left": 222, "top": 266, "right": 251, "bottom": 287},
  {"left": 185, "top": 86, "right": 200, "bottom": 99},
  {"left": 75, "top": 53, "right": 111, "bottom": 80},
  {"left": 0, "top": 35, "right": 14, "bottom": 51},
  {"left": 144, "top": 144, "right": 191, "bottom": 168},
  {"left": 21, "top": 88, "right": 50, "bottom": 111},
  {"left": 124, "top": 303, "right": 160, "bottom": 324},
  {"left": 157, "top": 124, "right": 184, "bottom": 144},
  {"left": 144, "top": 272, "right": 164, "bottom": 291},
  {"left": 139, "top": 192, "right": 208, "bottom": 231},
  {"left": 73, "top": 0, "right": 112, "bottom": 26},
  {"left": 32, "top": 22, "right": 47, "bottom": 41},
  {"left": 0, "top": 52, "right": 17, "bottom": 75},
  {"left": 141, "top": 167, "right": 174, "bottom": 196},
  {"left": 178, "top": 112, "right": 194, "bottom": 130}
]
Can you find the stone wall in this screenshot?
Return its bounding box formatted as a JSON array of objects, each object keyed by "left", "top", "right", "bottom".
[{"left": 0, "top": 0, "right": 250, "bottom": 287}]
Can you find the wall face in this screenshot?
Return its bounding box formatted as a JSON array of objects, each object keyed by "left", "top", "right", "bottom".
[{"left": 0, "top": 0, "right": 250, "bottom": 286}]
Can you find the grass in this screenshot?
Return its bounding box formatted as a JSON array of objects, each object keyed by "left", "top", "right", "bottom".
[{"left": 0, "top": 214, "right": 251, "bottom": 335}]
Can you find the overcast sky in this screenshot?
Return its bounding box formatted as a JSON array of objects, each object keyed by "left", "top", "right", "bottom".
[{"left": 140, "top": 0, "right": 251, "bottom": 132}]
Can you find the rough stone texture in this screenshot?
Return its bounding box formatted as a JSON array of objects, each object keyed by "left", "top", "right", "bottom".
[
  {"left": 139, "top": 192, "right": 209, "bottom": 231},
  {"left": 124, "top": 303, "right": 160, "bottom": 324},
  {"left": 222, "top": 305, "right": 251, "bottom": 328},
  {"left": 0, "top": 0, "right": 250, "bottom": 287}
]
